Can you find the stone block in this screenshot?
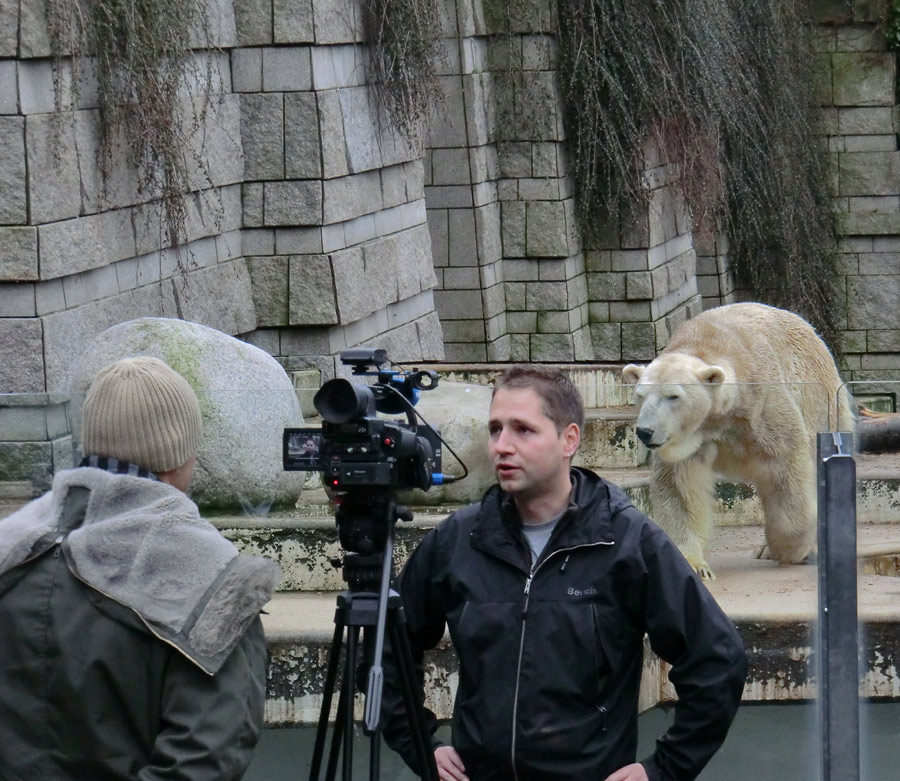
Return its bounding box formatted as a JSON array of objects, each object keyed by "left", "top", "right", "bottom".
[
  {"left": 231, "top": 48, "right": 263, "bottom": 93},
  {"left": 434, "top": 288, "right": 484, "bottom": 321},
  {"left": 432, "top": 147, "right": 471, "bottom": 186},
  {"left": 240, "top": 94, "right": 285, "bottom": 180},
  {"left": 0, "top": 282, "right": 35, "bottom": 316},
  {"left": 448, "top": 208, "right": 478, "bottom": 267},
  {"left": 313, "top": 0, "right": 363, "bottom": 43},
  {"left": 844, "top": 135, "right": 896, "bottom": 153},
  {"left": 233, "top": 0, "right": 273, "bottom": 46},
  {"left": 835, "top": 25, "right": 885, "bottom": 52},
  {"left": 27, "top": 113, "right": 84, "bottom": 222},
  {"left": 429, "top": 209, "right": 449, "bottom": 268},
  {"left": 331, "top": 246, "right": 372, "bottom": 322},
  {"left": 323, "top": 171, "right": 382, "bottom": 223},
  {"left": 531, "top": 333, "right": 574, "bottom": 361},
  {"left": 588, "top": 272, "right": 625, "bottom": 301},
  {"left": 832, "top": 52, "right": 894, "bottom": 106},
  {"left": 609, "top": 301, "right": 651, "bottom": 322},
  {"left": 337, "top": 87, "right": 383, "bottom": 173},
  {"left": 525, "top": 280, "right": 566, "bottom": 311},
  {"left": 427, "top": 77, "right": 468, "bottom": 149},
  {"left": 483, "top": 281, "right": 505, "bottom": 319},
  {"left": 264, "top": 181, "right": 323, "bottom": 226},
  {"left": 587, "top": 323, "right": 619, "bottom": 360},
  {"left": 0, "top": 0, "right": 16, "bottom": 57},
  {"left": 839, "top": 107, "right": 894, "bottom": 135},
  {"left": 568, "top": 274, "right": 587, "bottom": 308},
  {"left": 263, "top": 47, "right": 313, "bottom": 91},
  {"left": 175, "top": 259, "right": 257, "bottom": 336},
  {"left": 62, "top": 264, "right": 119, "bottom": 308},
  {"left": 38, "top": 216, "right": 106, "bottom": 280},
  {"left": 867, "top": 330, "right": 900, "bottom": 352},
  {"left": 442, "top": 318, "right": 485, "bottom": 342},
  {"left": 0, "top": 61, "right": 17, "bottom": 114},
  {"left": 247, "top": 256, "right": 290, "bottom": 327},
  {"left": 396, "top": 223, "right": 436, "bottom": 294},
  {"left": 526, "top": 201, "right": 568, "bottom": 257},
  {"left": 474, "top": 204, "right": 503, "bottom": 265},
  {"left": 537, "top": 310, "right": 568, "bottom": 333},
  {"left": 0, "top": 117, "right": 26, "bottom": 225},
  {"left": 502, "top": 201, "right": 526, "bottom": 257},
  {"left": 35, "top": 278, "right": 65, "bottom": 315},
  {"left": 610, "top": 250, "right": 649, "bottom": 272},
  {"left": 274, "top": 0, "right": 315, "bottom": 42},
  {"left": 0, "top": 318, "right": 44, "bottom": 391},
  {"left": 839, "top": 151, "right": 900, "bottom": 196},
  {"left": 444, "top": 342, "right": 488, "bottom": 362},
  {"left": 312, "top": 92, "right": 346, "bottom": 179},
  {"left": 0, "top": 227, "right": 38, "bottom": 281},
  {"left": 498, "top": 142, "right": 532, "bottom": 178},
  {"left": 19, "top": 0, "right": 51, "bottom": 58},
  {"left": 381, "top": 167, "right": 407, "bottom": 210},
  {"left": 622, "top": 322, "right": 656, "bottom": 361},
  {"left": 289, "top": 254, "right": 339, "bottom": 325}
]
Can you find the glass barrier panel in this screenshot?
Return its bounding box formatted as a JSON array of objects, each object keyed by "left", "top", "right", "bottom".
[{"left": 844, "top": 380, "right": 900, "bottom": 781}]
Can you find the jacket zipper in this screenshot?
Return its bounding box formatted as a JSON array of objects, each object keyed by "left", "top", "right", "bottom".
[{"left": 509, "top": 539, "right": 614, "bottom": 778}]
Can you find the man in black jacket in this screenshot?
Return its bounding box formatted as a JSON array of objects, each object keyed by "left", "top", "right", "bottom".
[
  {"left": 382, "top": 365, "right": 747, "bottom": 781},
  {"left": 0, "top": 356, "right": 279, "bottom": 780}
]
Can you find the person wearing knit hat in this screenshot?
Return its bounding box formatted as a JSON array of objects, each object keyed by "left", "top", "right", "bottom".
[
  {"left": 0, "top": 356, "right": 279, "bottom": 780},
  {"left": 81, "top": 356, "right": 203, "bottom": 491}
]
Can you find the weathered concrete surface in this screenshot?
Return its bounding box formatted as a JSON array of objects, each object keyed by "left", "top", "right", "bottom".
[{"left": 259, "top": 523, "right": 900, "bottom": 724}]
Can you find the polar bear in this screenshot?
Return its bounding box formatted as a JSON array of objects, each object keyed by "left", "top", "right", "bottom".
[{"left": 622, "top": 303, "right": 853, "bottom": 579}]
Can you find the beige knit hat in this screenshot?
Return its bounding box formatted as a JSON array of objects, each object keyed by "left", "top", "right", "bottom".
[{"left": 82, "top": 356, "right": 203, "bottom": 473}]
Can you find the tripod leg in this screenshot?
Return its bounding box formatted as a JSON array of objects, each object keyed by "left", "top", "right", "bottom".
[
  {"left": 326, "top": 664, "right": 348, "bottom": 781},
  {"left": 369, "top": 725, "right": 380, "bottom": 781},
  {"left": 311, "top": 617, "right": 347, "bottom": 781},
  {"left": 342, "top": 625, "right": 360, "bottom": 781},
  {"left": 387, "top": 618, "right": 440, "bottom": 781}
]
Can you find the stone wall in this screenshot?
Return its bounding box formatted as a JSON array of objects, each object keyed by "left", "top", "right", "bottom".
[
  {"left": 814, "top": 1, "right": 900, "bottom": 393},
  {"left": 1, "top": 0, "right": 899, "bottom": 401}
]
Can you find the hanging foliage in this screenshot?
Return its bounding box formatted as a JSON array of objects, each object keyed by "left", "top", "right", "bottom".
[
  {"left": 46, "top": 0, "right": 214, "bottom": 251},
  {"left": 494, "top": 0, "right": 841, "bottom": 353},
  {"left": 361, "top": 0, "right": 442, "bottom": 140}
]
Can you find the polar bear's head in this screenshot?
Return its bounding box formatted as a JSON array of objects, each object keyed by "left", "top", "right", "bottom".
[{"left": 621, "top": 353, "right": 738, "bottom": 463}]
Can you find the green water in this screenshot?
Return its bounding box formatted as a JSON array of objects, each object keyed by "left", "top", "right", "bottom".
[{"left": 245, "top": 701, "right": 900, "bottom": 780}]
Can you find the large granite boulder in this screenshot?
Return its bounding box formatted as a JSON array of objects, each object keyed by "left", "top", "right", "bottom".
[
  {"left": 397, "top": 380, "right": 493, "bottom": 506},
  {"left": 70, "top": 317, "right": 305, "bottom": 511}
]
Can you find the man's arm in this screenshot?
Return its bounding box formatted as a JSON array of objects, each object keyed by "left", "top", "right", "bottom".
[
  {"left": 638, "top": 525, "right": 748, "bottom": 781},
  {"left": 138, "top": 616, "right": 267, "bottom": 780},
  {"left": 381, "top": 526, "right": 449, "bottom": 773}
]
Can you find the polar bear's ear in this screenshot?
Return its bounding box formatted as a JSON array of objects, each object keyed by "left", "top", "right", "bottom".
[
  {"left": 698, "top": 365, "right": 726, "bottom": 384},
  {"left": 622, "top": 364, "right": 644, "bottom": 384}
]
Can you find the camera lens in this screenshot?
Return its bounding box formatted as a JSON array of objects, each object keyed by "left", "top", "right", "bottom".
[{"left": 314, "top": 379, "right": 375, "bottom": 423}]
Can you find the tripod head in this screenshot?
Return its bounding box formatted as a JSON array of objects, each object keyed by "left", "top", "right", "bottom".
[{"left": 331, "top": 492, "right": 413, "bottom": 591}]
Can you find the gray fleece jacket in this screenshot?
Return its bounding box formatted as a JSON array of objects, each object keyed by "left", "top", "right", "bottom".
[{"left": 0, "top": 467, "right": 280, "bottom": 780}]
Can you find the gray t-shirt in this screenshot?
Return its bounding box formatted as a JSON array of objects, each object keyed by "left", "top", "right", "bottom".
[{"left": 522, "top": 510, "right": 565, "bottom": 569}]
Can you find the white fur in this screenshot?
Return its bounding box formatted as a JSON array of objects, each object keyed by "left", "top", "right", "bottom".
[{"left": 623, "top": 303, "right": 854, "bottom": 579}]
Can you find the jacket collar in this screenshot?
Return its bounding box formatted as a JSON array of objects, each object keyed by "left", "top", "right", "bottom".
[{"left": 469, "top": 468, "right": 617, "bottom": 569}]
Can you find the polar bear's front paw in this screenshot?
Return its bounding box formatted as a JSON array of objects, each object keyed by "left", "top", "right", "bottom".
[
  {"left": 691, "top": 562, "right": 716, "bottom": 580},
  {"left": 754, "top": 544, "right": 772, "bottom": 560}
]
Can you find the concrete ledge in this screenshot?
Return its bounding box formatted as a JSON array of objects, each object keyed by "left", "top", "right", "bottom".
[{"left": 260, "top": 523, "right": 900, "bottom": 724}]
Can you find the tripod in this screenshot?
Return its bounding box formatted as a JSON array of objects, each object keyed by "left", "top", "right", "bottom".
[{"left": 308, "top": 496, "right": 440, "bottom": 781}]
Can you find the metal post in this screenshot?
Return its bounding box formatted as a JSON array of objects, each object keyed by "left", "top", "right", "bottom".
[{"left": 817, "top": 432, "right": 859, "bottom": 781}]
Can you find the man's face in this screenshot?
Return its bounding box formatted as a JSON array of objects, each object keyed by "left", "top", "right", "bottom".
[{"left": 488, "top": 387, "right": 577, "bottom": 502}]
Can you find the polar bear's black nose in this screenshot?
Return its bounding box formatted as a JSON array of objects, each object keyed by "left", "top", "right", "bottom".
[{"left": 636, "top": 427, "right": 655, "bottom": 446}]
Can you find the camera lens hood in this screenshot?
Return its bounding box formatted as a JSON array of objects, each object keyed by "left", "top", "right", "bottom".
[{"left": 314, "top": 379, "right": 375, "bottom": 423}]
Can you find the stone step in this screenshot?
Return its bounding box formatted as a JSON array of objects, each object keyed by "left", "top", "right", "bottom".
[
  {"left": 260, "top": 523, "right": 900, "bottom": 725},
  {"left": 217, "top": 458, "right": 900, "bottom": 592},
  {"left": 578, "top": 406, "right": 648, "bottom": 469}
]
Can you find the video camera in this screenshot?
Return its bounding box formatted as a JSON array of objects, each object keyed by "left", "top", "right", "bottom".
[{"left": 283, "top": 348, "right": 451, "bottom": 493}]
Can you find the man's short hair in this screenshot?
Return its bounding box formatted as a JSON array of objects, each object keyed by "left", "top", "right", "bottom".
[
  {"left": 82, "top": 356, "right": 203, "bottom": 474},
  {"left": 493, "top": 365, "right": 585, "bottom": 433}
]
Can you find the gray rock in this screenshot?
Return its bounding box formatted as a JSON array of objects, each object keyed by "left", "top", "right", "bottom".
[
  {"left": 233, "top": 0, "right": 273, "bottom": 46},
  {"left": 395, "top": 380, "right": 493, "bottom": 505},
  {"left": 0, "top": 0, "right": 17, "bottom": 57},
  {"left": 248, "top": 255, "right": 290, "bottom": 326},
  {"left": 69, "top": 317, "right": 306, "bottom": 510}
]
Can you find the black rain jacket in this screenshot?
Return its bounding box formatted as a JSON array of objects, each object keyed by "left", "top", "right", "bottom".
[{"left": 382, "top": 467, "right": 747, "bottom": 780}]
